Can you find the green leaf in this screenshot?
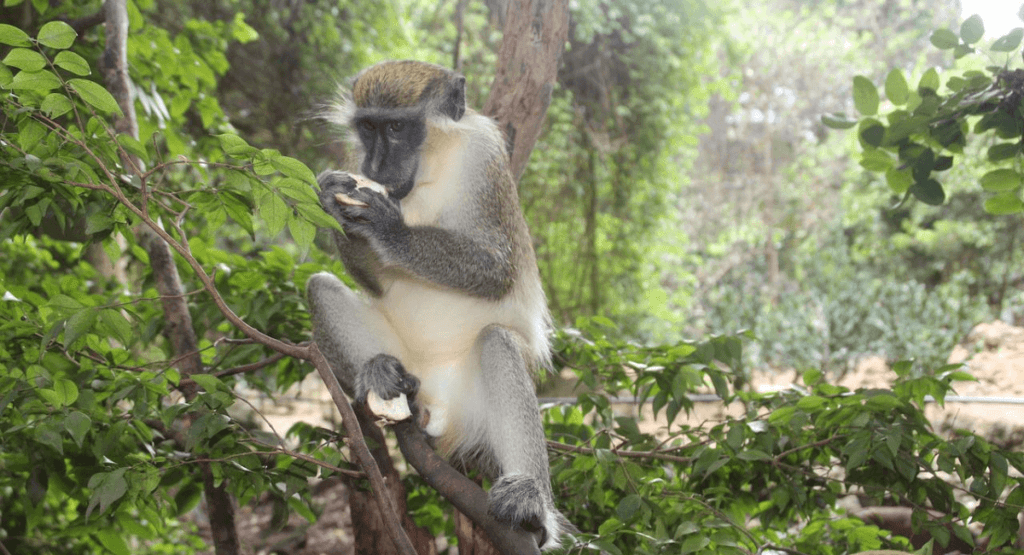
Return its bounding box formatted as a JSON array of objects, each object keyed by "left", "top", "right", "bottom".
[
  {"left": 984, "top": 191, "right": 1024, "bottom": 215},
  {"left": 859, "top": 124, "right": 884, "bottom": 148},
  {"left": 173, "top": 482, "right": 203, "bottom": 516},
  {"left": 953, "top": 44, "right": 974, "bottom": 59},
  {"left": 919, "top": 68, "right": 940, "bottom": 93},
  {"left": 885, "top": 69, "right": 909, "bottom": 105},
  {"left": 40, "top": 93, "right": 73, "bottom": 117},
  {"left": 87, "top": 469, "right": 128, "bottom": 518},
  {"left": 37, "top": 21, "right": 77, "bottom": 49},
  {"left": 64, "top": 308, "right": 97, "bottom": 349},
  {"left": 256, "top": 188, "right": 289, "bottom": 236},
  {"left": 988, "top": 142, "right": 1020, "bottom": 162},
  {"left": 53, "top": 50, "right": 90, "bottom": 76},
  {"left": 99, "top": 309, "right": 133, "bottom": 346},
  {"left": 289, "top": 218, "right": 316, "bottom": 250},
  {"left": 737, "top": 449, "right": 771, "bottom": 461},
  {"left": 190, "top": 373, "right": 224, "bottom": 393},
  {"left": 275, "top": 177, "right": 318, "bottom": 203},
  {"left": 615, "top": 494, "right": 642, "bottom": 521},
  {"left": 64, "top": 410, "right": 91, "bottom": 447},
  {"left": 3, "top": 48, "right": 45, "bottom": 71},
  {"left": 980, "top": 169, "right": 1021, "bottom": 191},
  {"left": 35, "top": 421, "right": 64, "bottom": 455},
  {"left": 270, "top": 155, "right": 316, "bottom": 184},
  {"left": 797, "top": 395, "right": 826, "bottom": 410},
  {"left": 960, "top": 15, "right": 984, "bottom": 44},
  {"left": 68, "top": 78, "right": 123, "bottom": 115},
  {"left": 94, "top": 529, "right": 130, "bottom": 555},
  {"left": 859, "top": 149, "right": 892, "bottom": 171},
  {"left": 217, "top": 133, "right": 259, "bottom": 158},
  {"left": 231, "top": 13, "right": 259, "bottom": 43},
  {"left": 0, "top": 23, "right": 31, "bottom": 47},
  {"left": 821, "top": 112, "right": 858, "bottom": 129},
  {"left": 39, "top": 378, "right": 78, "bottom": 408},
  {"left": 909, "top": 178, "right": 946, "bottom": 205},
  {"left": 221, "top": 191, "right": 254, "bottom": 236},
  {"left": 930, "top": 28, "right": 959, "bottom": 49},
  {"left": 116, "top": 134, "right": 148, "bottom": 162},
  {"left": 886, "top": 167, "right": 913, "bottom": 194},
  {"left": 9, "top": 69, "right": 61, "bottom": 91},
  {"left": 992, "top": 28, "right": 1024, "bottom": 52},
  {"left": 853, "top": 76, "right": 879, "bottom": 116}
]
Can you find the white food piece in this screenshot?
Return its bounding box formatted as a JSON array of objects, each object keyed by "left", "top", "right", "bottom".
[
  {"left": 352, "top": 175, "right": 388, "bottom": 196},
  {"left": 333, "top": 192, "right": 367, "bottom": 207},
  {"left": 366, "top": 391, "right": 413, "bottom": 422},
  {"left": 333, "top": 176, "right": 389, "bottom": 207}
]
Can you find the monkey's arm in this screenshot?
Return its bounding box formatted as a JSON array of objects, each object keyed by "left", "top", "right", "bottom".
[
  {"left": 375, "top": 225, "right": 515, "bottom": 301},
  {"left": 329, "top": 229, "right": 385, "bottom": 297}
]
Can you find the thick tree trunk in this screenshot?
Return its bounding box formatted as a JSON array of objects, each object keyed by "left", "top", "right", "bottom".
[{"left": 483, "top": 0, "right": 570, "bottom": 181}]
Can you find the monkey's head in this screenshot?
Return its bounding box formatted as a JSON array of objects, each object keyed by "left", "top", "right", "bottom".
[{"left": 345, "top": 60, "right": 467, "bottom": 199}]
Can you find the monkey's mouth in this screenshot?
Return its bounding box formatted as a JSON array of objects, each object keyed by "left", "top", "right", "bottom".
[{"left": 388, "top": 175, "right": 416, "bottom": 200}]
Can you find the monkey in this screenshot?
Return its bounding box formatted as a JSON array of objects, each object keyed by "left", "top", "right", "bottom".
[{"left": 306, "top": 60, "right": 573, "bottom": 550}]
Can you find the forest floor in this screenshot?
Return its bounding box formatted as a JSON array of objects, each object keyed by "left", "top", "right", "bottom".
[{"left": 198, "top": 321, "right": 1024, "bottom": 554}]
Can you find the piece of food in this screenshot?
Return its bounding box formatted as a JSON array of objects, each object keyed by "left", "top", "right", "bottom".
[
  {"left": 366, "top": 391, "right": 413, "bottom": 422},
  {"left": 334, "top": 175, "right": 389, "bottom": 207}
]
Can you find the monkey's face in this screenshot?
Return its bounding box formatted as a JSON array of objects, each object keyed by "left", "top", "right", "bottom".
[{"left": 353, "top": 110, "right": 427, "bottom": 200}]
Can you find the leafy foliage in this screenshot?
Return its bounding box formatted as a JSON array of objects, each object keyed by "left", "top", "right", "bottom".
[
  {"left": 826, "top": 16, "right": 1024, "bottom": 215},
  {"left": 0, "top": 7, "right": 347, "bottom": 554},
  {"left": 550, "top": 319, "right": 1024, "bottom": 554}
]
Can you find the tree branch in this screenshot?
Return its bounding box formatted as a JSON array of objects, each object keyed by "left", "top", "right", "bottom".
[
  {"left": 308, "top": 343, "right": 418, "bottom": 555},
  {"left": 393, "top": 420, "right": 543, "bottom": 555}
]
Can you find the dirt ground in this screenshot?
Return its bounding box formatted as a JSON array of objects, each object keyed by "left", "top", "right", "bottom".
[{"left": 201, "top": 321, "right": 1024, "bottom": 554}]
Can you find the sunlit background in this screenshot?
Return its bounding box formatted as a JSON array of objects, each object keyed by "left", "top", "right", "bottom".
[{"left": 963, "top": 0, "right": 1024, "bottom": 35}]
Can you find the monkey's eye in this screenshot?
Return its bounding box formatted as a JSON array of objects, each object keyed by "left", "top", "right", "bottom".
[
  {"left": 359, "top": 120, "right": 375, "bottom": 132},
  {"left": 387, "top": 122, "right": 405, "bottom": 133}
]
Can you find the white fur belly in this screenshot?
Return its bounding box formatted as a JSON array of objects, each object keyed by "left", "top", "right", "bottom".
[
  {"left": 373, "top": 280, "right": 499, "bottom": 361},
  {"left": 372, "top": 280, "right": 503, "bottom": 445}
]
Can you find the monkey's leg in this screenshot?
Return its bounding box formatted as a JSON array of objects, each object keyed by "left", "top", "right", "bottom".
[
  {"left": 475, "top": 324, "right": 558, "bottom": 545},
  {"left": 306, "top": 272, "right": 418, "bottom": 405}
]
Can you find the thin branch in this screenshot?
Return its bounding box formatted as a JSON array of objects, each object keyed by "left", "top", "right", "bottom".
[
  {"left": 64, "top": 10, "right": 105, "bottom": 35},
  {"left": 547, "top": 439, "right": 695, "bottom": 465},
  {"left": 308, "top": 343, "right": 418, "bottom": 555},
  {"left": 211, "top": 352, "right": 289, "bottom": 379}
]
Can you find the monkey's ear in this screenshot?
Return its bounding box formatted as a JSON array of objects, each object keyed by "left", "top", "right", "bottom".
[{"left": 440, "top": 74, "right": 466, "bottom": 121}]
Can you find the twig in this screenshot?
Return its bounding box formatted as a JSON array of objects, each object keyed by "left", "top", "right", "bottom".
[
  {"left": 547, "top": 439, "right": 694, "bottom": 465},
  {"left": 212, "top": 352, "right": 288, "bottom": 378},
  {"left": 308, "top": 343, "right": 418, "bottom": 555}
]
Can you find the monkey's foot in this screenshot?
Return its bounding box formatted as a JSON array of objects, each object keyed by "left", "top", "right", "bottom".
[
  {"left": 488, "top": 474, "right": 548, "bottom": 547},
  {"left": 358, "top": 354, "right": 419, "bottom": 400}
]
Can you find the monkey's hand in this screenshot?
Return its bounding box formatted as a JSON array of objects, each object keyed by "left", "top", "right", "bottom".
[{"left": 316, "top": 170, "right": 402, "bottom": 239}]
